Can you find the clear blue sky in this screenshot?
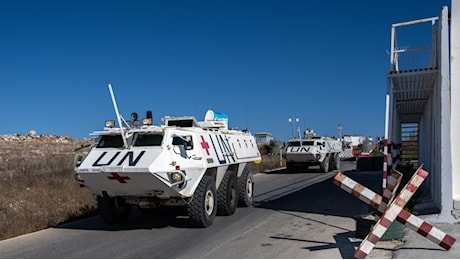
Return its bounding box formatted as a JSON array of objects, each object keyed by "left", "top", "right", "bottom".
[{"left": 0, "top": 0, "right": 451, "bottom": 141}]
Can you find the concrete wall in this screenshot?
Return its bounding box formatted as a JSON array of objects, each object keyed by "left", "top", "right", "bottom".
[
  {"left": 451, "top": 1, "right": 460, "bottom": 210},
  {"left": 438, "top": 5, "right": 453, "bottom": 222},
  {"left": 425, "top": 5, "right": 454, "bottom": 223}
]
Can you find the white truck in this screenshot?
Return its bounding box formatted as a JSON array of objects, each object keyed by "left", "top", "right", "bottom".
[
  {"left": 72, "top": 84, "right": 261, "bottom": 227},
  {"left": 285, "top": 129, "right": 342, "bottom": 173}
]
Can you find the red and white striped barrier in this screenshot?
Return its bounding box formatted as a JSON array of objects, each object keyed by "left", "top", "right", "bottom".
[
  {"left": 382, "top": 139, "right": 389, "bottom": 193},
  {"left": 333, "top": 169, "right": 402, "bottom": 216},
  {"left": 333, "top": 167, "right": 456, "bottom": 258},
  {"left": 378, "top": 169, "right": 402, "bottom": 214},
  {"left": 355, "top": 166, "right": 428, "bottom": 258}
]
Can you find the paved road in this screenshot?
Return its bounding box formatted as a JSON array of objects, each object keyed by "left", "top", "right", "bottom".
[{"left": 0, "top": 161, "right": 396, "bottom": 258}]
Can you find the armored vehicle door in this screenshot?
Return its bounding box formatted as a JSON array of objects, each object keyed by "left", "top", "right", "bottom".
[{"left": 168, "top": 131, "right": 204, "bottom": 168}]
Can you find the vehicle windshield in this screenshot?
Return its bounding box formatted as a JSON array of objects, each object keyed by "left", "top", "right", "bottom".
[
  {"left": 96, "top": 135, "right": 124, "bottom": 148},
  {"left": 288, "top": 141, "right": 300, "bottom": 146},
  {"left": 133, "top": 133, "right": 163, "bottom": 146}
]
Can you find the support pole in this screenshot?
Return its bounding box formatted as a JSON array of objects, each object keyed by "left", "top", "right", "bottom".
[{"left": 107, "top": 82, "right": 128, "bottom": 149}]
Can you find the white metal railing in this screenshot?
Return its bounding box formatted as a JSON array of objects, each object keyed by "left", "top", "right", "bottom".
[{"left": 390, "top": 17, "right": 439, "bottom": 71}]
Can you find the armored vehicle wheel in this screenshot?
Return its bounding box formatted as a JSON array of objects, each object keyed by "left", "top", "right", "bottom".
[
  {"left": 237, "top": 167, "right": 254, "bottom": 207},
  {"left": 187, "top": 175, "right": 217, "bottom": 228},
  {"left": 217, "top": 170, "right": 238, "bottom": 216},
  {"left": 330, "top": 154, "right": 335, "bottom": 170},
  {"left": 320, "top": 154, "right": 330, "bottom": 173},
  {"left": 97, "top": 196, "right": 131, "bottom": 224},
  {"left": 333, "top": 153, "right": 340, "bottom": 170}
]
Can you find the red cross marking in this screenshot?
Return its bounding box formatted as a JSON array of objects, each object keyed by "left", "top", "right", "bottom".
[
  {"left": 200, "top": 135, "right": 210, "bottom": 155},
  {"left": 108, "top": 172, "right": 130, "bottom": 183}
]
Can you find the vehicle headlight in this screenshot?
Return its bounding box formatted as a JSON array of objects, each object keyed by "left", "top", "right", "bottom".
[
  {"left": 170, "top": 172, "right": 184, "bottom": 182},
  {"left": 74, "top": 154, "right": 85, "bottom": 168},
  {"left": 73, "top": 173, "right": 85, "bottom": 183}
]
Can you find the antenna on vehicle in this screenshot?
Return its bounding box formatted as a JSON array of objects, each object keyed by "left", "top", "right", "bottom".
[{"left": 107, "top": 82, "right": 128, "bottom": 149}]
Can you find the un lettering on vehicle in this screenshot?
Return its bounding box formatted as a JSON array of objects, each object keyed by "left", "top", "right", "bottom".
[
  {"left": 202, "top": 134, "right": 235, "bottom": 165},
  {"left": 92, "top": 151, "right": 146, "bottom": 167},
  {"left": 288, "top": 147, "right": 309, "bottom": 152}
]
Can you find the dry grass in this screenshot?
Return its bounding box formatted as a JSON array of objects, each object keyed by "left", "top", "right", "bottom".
[
  {"left": 0, "top": 137, "right": 281, "bottom": 241},
  {"left": 249, "top": 154, "right": 285, "bottom": 173},
  {"left": 0, "top": 170, "right": 97, "bottom": 241},
  {"left": 0, "top": 136, "right": 97, "bottom": 241}
]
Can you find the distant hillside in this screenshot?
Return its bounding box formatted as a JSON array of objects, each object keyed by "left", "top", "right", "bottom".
[{"left": 0, "top": 134, "right": 94, "bottom": 178}]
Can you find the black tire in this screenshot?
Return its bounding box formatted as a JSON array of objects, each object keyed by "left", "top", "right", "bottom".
[
  {"left": 320, "top": 154, "right": 330, "bottom": 173},
  {"left": 330, "top": 154, "right": 335, "bottom": 171},
  {"left": 217, "top": 170, "right": 238, "bottom": 216},
  {"left": 237, "top": 167, "right": 254, "bottom": 207},
  {"left": 333, "top": 153, "right": 340, "bottom": 170},
  {"left": 97, "top": 196, "right": 131, "bottom": 224},
  {"left": 187, "top": 175, "right": 217, "bottom": 228}
]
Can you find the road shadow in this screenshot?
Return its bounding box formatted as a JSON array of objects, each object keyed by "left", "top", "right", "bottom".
[
  {"left": 263, "top": 166, "right": 326, "bottom": 174},
  {"left": 254, "top": 170, "right": 382, "bottom": 218},
  {"left": 270, "top": 231, "right": 359, "bottom": 258},
  {"left": 57, "top": 206, "right": 195, "bottom": 231},
  {"left": 269, "top": 230, "right": 399, "bottom": 258},
  {"left": 254, "top": 170, "right": 392, "bottom": 258}
]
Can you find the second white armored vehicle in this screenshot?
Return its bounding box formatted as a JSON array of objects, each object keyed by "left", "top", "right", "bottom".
[
  {"left": 285, "top": 129, "right": 342, "bottom": 173},
  {"left": 73, "top": 84, "right": 261, "bottom": 227}
]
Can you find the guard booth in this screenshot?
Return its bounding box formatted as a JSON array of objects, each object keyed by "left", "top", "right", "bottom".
[{"left": 385, "top": 3, "right": 460, "bottom": 223}]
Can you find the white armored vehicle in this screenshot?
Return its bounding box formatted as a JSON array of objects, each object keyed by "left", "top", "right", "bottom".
[
  {"left": 73, "top": 84, "right": 261, "bottom": 227},
  {"left": 285, "top": 129, "right": 342, "bottom": 173}
]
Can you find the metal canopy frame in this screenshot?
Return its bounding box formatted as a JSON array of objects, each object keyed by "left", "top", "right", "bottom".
[{"left": 388, "top": 68, "right": 437, "bottom": 123}]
